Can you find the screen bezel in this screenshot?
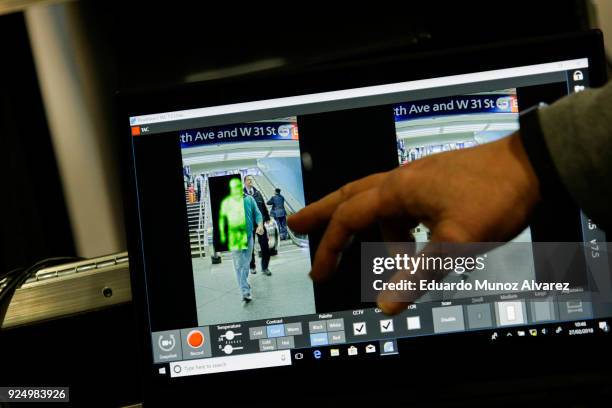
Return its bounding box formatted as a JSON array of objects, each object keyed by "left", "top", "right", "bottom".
[{"left": 119, "top": 31, "right": 609, "bottom": 404}]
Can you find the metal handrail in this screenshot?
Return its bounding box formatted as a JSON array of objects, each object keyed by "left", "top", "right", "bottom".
[
  {"left": 196, "top": 197, "right": 205, "bottom": 258},
  {"left": 195, "top": 176, "right": 208, "bottom": 258},
  {"left": 253, "top": 171, "right": 301, "bottom": 215},
  {"left": 251, "top": 176, "right": 309, "bottom": 248}
]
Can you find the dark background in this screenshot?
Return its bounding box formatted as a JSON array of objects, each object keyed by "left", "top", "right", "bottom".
[
  {"left": 0, "top": 0, "right": 599, "bottom": 273},
  {"left": 298, "top": 106, "right": 401, "bottom": 312},
  {"left": 2, "top": 1, "right": 610, "bottom": 406},
  {"left": 0, "top": 13, "right": 75, "bottom": 272},
  {"left": 130, "top": 134, "right": 197, "bottom": 332}
]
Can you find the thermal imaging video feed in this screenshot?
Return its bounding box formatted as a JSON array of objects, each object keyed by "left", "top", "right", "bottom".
[
  {"left": 209, "top": 175, "right": 249, "bottom": 252},
  {"left": 180, "top": 117, "right": 316, "bottom": 326}
]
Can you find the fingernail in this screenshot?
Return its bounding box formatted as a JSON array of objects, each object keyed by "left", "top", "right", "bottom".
[{"left": 377, "top": 300, "right": 394, "bottom": 315}]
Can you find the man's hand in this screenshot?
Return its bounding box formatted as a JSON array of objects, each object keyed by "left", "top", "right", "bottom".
[
  {"left": 288, "top": 133, "right": 541, "bottom": 314},
  {"left": 256, "top": 224, "right": 265, "bottom": 235}
]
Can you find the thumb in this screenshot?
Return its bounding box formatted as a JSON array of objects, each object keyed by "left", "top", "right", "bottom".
[{"left": 376, "top": 222, "right": 473, "bottom": 315}]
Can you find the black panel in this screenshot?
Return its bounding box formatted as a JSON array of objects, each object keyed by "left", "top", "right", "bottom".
[
  {"left": 298, "top": 106, "right": 399, "bottom": 312},
  {"left": 132, "top": 134, "right": 198, "bottom": 330},
  {"left": 0, "top": 304, "right": 142, "bottom": 406},
  {"left": 0, "top": 13, "right": 75, "bottom": 271}
]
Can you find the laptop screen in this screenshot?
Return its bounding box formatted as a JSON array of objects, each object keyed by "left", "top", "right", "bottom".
[{"left": 127, "top": 57, "right": 610, "bottom": 379}]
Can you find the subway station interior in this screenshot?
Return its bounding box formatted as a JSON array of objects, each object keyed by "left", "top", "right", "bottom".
[{"left": 181, "top": 139, "right": 316, "bottom": 326}]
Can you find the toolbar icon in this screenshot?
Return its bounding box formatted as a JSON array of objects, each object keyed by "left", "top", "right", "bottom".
[
  {"left": 365, "top": 344, "right": 376, "bottom": 353},
  {"left": 407, "top": 316, "right": 421, "bottom": 330},
  {"left": 573, "top": 70, "right": 584, "bottom": 81},
  {"left": 348, "top": 346, "right": 358, "bottom": 356},
  {"left": 353, "top": 322, "right": 367, "bottom": 336},
  {"left": 158, "top": 334, "right": 177, "bottom": 352},
  {"left": 381, "top": 340, "right": 398, "bottom": 355},
  {"left": 380, "top": 319, "right": 394, "bottom": 333},
  {"left": 187, "top": 330, "right": 204, "bottom": 349}
]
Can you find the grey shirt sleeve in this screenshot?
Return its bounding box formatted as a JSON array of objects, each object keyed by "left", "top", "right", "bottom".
[{"left": 537, "top": 80, "right": 612, "bottom": 229}]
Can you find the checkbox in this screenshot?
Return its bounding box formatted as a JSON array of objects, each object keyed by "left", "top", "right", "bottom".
[
  {"left": 380, "top": 319, "right": 394, "bottom": 333},
  {"left": 407, "top": 316, "right": 421, "bottom": 330},
  {"left": 353, "top": 322, "right": 367, "bottom": 335}
]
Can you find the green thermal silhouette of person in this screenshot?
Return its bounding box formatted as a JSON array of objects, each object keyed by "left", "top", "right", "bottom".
[{"left": 219, "top": 177, "right": 248, "bottom": 250}]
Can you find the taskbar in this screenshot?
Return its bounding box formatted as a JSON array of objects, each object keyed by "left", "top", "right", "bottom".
[
  {"left": 156, "top": 317, "right": 611, "bottom": 378},
  {"left": 151, "top": 289, "right": 603, "bottom": 365}
]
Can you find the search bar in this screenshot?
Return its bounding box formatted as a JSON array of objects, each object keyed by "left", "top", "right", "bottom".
[{"left": 169, "top": 350, "right": 291, "bottom": 377}]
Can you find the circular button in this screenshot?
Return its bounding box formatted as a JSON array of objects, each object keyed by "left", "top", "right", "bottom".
[{"left": 187, "top": 330, "right": 204, "bottom": 348}]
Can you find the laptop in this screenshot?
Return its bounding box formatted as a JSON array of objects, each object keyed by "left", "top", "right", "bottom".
[{"left": 120, "top": 31, "right": 611, "bottom": 405}]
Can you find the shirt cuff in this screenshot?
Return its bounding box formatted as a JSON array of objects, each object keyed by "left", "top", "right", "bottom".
[{"left": 518, "top": 106, "right": 573, "bottom": 202}]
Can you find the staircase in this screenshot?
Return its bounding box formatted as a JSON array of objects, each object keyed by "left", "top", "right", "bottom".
[{"left": 185, "top": 189, "right": 205, "bottom": 258}]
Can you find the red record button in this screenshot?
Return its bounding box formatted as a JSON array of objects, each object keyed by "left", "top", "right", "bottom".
[{"left": 187, "top": 330, "right": 204, "bottom": 348}]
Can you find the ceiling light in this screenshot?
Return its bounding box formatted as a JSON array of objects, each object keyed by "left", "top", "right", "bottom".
[
  {"left": 396, "top": 127, "right": 441, "bottom": 137},
  {"left": 267, "top": 150, "right": 300, "bottom": 158},
  {"left": 226, "top": 150, "right": 269, "bottom": 160},
  {"left": 183, "top": 153, "right": 226, "bottom": 164},
  {"left": 485, "top": 122, "right": 519, "bottom": 131},
  {"left": 442, "top": 124, "right": 487, "bottom": 134}
]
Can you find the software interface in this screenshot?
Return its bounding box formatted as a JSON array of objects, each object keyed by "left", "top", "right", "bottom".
[
  {"left": 129, "top": 58, "right": 611, "bottom": 378},
  {"left": 181, "top": 118, "right": 316, "bottom": 326}
]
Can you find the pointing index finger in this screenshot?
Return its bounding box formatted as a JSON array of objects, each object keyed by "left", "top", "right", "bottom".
[{"left": 288, "top": 172, "right": 387, "bottom": 234}]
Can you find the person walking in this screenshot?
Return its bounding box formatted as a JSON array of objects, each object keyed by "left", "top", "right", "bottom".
[
  {"left": 219, "top": 177, "right": 264, "bottom": 302},
  {"left": 244, "top": 175, "right": 272, "bottom": 276},
  {"left": 194, "top": 173, "right": 205, "bottom": 202},
  {"left": 268, "top": 188, "right": 288, "bottom": 240}
]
